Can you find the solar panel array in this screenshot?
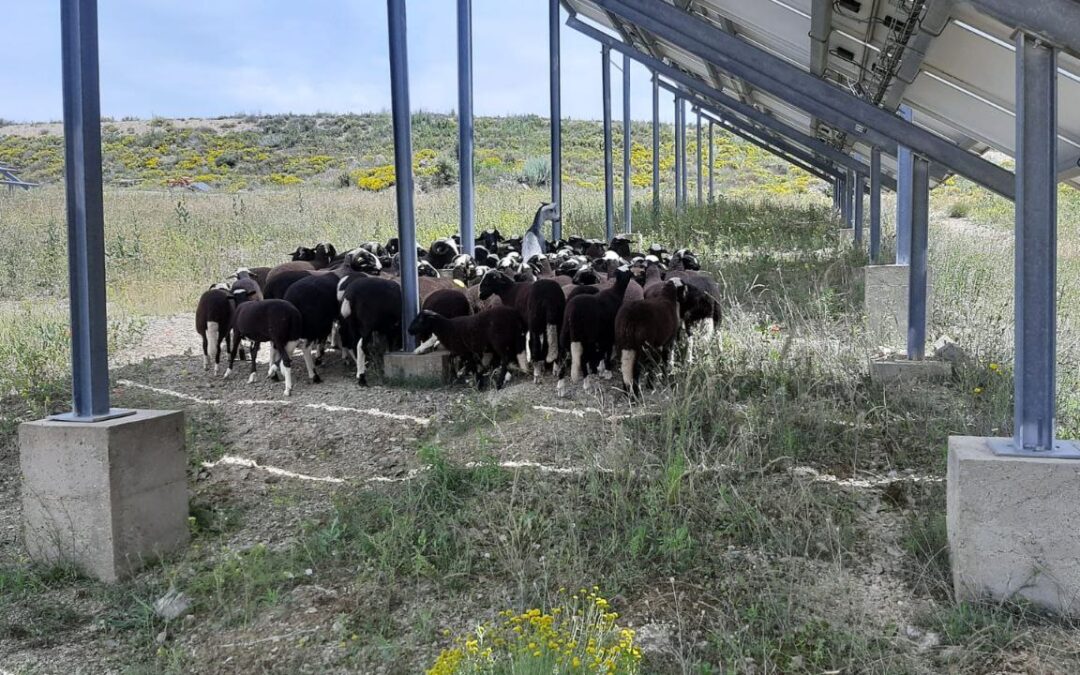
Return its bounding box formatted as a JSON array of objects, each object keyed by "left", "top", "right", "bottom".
[{"left": 565, "top": 0, "right": 1080, "bottom": 191}]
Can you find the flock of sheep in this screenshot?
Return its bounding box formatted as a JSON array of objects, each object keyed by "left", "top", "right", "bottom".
[{"left": 195, "top": 205, "right": 722, "bottom": 398}]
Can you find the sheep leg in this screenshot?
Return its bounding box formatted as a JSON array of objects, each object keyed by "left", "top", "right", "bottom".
[
  {"left": 224, "top": 329, "right": 241, "bottom": 379},
  {"left": 201, "top": 331, "right": 210, "bottom": 372},
  {"left": 208, "top": 322, "right": 223, "bottom": 377},
  {"left": 247, "top": 342, "right": 260, "bottom": 384},
  {"left": 570, "top": 341, "right": 584, "bottom": 383},
  {"left": 315, "top": 339, "right": 325, "bottom": 367},
  {"left": 620, "top": 349, "right": 636, "bottom": 395},
  {"left": 301, "top": 341, "right": 321, "bottom": 383},
  {"left": 533, "top": 360, "right": 544, "bottom": 385},
  {"left": 545, "top": 324, "right": 559, "bottom": 364},
  {"left": 496, "top": 358, "right": 511, "bottom": 390},
  {"left": 267, "top": 346, "right": 280, "bottom": 381},
  {"left": 414, "top": 334, "right": 440, "bottom": 355},
  {"left": 281, "top": 341, "right": 298, "bottom": 396},
  {"left": 356, "top": 334, "right": 368, "bottom": 386}
]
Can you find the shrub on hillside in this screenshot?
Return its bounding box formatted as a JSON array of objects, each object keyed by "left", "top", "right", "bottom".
[{"left": 520, "top": 156, "right": 551, "bottom": 187}]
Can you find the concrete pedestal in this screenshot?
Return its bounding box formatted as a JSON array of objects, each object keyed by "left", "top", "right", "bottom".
[
  {"left": 863, "top": 265, "right": 934, "bottom": 349},
  {"left": 948, "top": 436, "right": 1080, "bottom": 616},
  {"left": 869, "top": 358, "right": 952, "bottom": 385},
  {"left": 384, "top": 350, "right": 454, "bottom": 385},
  {"left": 19, "top": 410, "right": 189, "bottom": 582}
]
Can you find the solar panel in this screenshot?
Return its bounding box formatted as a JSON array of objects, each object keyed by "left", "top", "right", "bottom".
[{"left": 565, "top": 0, "right": 1080, "bottom": 191}]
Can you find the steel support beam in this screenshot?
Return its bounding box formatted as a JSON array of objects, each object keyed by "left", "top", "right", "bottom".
[
  {"left": 652, "top": 71, "right": 660, "bottom": 222},
  {"left": 970, "top": 0, "right": 1080, "bottom": 62},
  {"left": 588, "top": 0, "right": 1016, "bottom": 199},
  {"left": 549, "top": 0, "right": 562, "bottom": 240},
  {"left": 622, "top": 53, "right": 632, "bottom": 233},
  {"left": 566, "top": 18, "right": 892, "bottom": 190},
  {"left": 1011, "top": 34, "right": 1064, "bottom": 454},
  {"left": 695, "top": 110, "right": 703, "bottom": 207},
  {"left": 907, "top": 155, "right": 930, "bottom": 361},
  {"left": 679, "top": 99, "right": 688, "bottom": 207},
  {"left": 896, "top": 105, "right": 914, "bottom": 265},
  {"left": 602, "top": 46, "right": 615, "bottom": 240},
  {"left": 55, "top": 0, "right": 127, "bottom": 422},
  {"left": 854, "top": 171, "right": 865, "bottom": 245},
  {"left": 674, "top": 96, "right": 683, "bottom": 210},
  {"left": 833, "top": 176, "right": 841, "bottom": 212},
  {"left": 456, "top": 0, "right": 475, "bottom": 256},
  {"left": 870, "top": 146, "right": 882, "bottom": 263},
  {"left": 691, "top": 102, "right": 840, "bottom": 183},
  {"left": 707, "top": 119, "right": 714, "bottom": 203},
  {"left": 387, "top": 0, "right": 419, "bottom": 353}
]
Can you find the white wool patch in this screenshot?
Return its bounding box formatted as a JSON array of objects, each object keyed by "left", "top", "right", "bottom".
[
  {"left": 355, "top": 337, "right": 366, "bottom": 379},
  {"left": 545, "top": 325, "right": 558, "bottom": 363},
  {"left": 341, "top": 298, "right": 352, "bottom": 319}
]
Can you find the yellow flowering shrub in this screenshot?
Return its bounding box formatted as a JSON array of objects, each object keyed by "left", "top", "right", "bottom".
[
  {"left": 428, "top": 588, "right": 642, "bottom": 675},
  {"left": 268, "top": 173, "right": 303, "bottom": 185}
]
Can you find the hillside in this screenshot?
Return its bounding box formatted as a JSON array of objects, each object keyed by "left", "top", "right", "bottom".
[{"left": 0, "top": 112, "right": 817, "bottom": 199}]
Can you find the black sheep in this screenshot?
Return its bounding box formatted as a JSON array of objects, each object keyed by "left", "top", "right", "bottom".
[
  {"left": 615, "top": 279, "right": 686, "bottom": 398},
  {"left": 414, "top": 288, "right": 472, "bottom": 353},
  {"left": 225, "top": 299, "right": 304, "bottom": 396},
  {"left": 557, "top": 267, "right": 635, "bottom": 395},
  {"left": 527, "top": 279, "right": 567, "bottom": 382},
  {"left": 407, "top": 307, "right": 526, "bottom": 390},
  {"left": 339, "top": 277, "right": 402, "bottom": 386}
]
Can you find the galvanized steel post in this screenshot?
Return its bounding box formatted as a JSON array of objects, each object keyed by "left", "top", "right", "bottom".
[
  {"left": 651, "top": 72, "right": 660, "bottom": 223},
  {"left": 456, "top": 0, "right": 475, "bottom": 255},
  {"left": 602, "top": 46, "right": 614, "bottom": 240},
  {"left": 673, "top": 96, "right": 682, "bottom": 211},
  {"left": 387, "top": 0, "right": 419, "bottom": 353},
  {"left": 870, "top": 146, "right": 882, "bottom": 263},
  {"left": 907, "top": 155, "right": 930, "bottom": 361},
  {"left": 549, "top": 0, "right": 562, "bottom": 240},
  {"left": 854, "top": 172, "right": 865, "bottom": 245},
  {"left": 1013, "top": 34, "right": 1061, "bottom": 452},
  {"left": 622, "top": 53, "right": 632, "bottom": 233},
  {"left": 56, "top": 0, "right": 123, "bottom": 421},
  {"left": 707, "top": 119, "right": 714, "bottom": 203},
  {"left": 695, "top": 110, "right": 703, "bottom": 206},
  {"left": 680, "top": 99, "right": 689, "bottom": 207},
  {"left": 896, "top": 105, "right": 913, "bottom": 265}
]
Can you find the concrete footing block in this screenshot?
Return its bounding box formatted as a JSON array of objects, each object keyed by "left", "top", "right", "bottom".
[
  {"left": 863, "top": 265, "right": 934, "bottom": 350},
  {"left": 384, "top": 350, "right": 454, "bottom": 385},
  {"left": 19, "top": 410, "right": 189, "bottom": 582},
  {"left": 948, "top": 436, "right": 1080, "bottom": 616},
  {"left": 869, "top": 358, "right": 952, "bottom": 385}
]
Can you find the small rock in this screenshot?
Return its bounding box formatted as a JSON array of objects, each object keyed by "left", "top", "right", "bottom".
[
  {"left": 264, "top": 474, "right": 281, "bottom": 484},
  {"left": 788, "top": 655, "right": 804, "bottom": 670},
  {"left": 635, "top": 622, "right": 674, "bottom": 657},
  {"left": 904, "top": 625, "right": 924, "bottom": 640},
  {"left": 155, "top": 629, "right": 168, "bottom": 645},
  {"left": 153, "top": 588, "right": 192, "bottom": 621}
]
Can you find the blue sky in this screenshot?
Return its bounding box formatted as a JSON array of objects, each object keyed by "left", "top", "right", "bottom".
[{"left": 2, "top": 1, "right": 672, "bottom": 124}]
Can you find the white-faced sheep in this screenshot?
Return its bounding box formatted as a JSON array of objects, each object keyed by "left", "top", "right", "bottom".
[
  {"left": 224, "top": 299, "right": 304, "bottom": 396},
  {"left": 615, "top": 278, "right": 686, "bottom": 398},
  {"left": 407, "top": 307, "right": 526, "bottom": 390}
]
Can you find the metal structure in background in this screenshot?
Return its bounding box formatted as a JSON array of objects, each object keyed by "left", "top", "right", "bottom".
[
  {"left": 673, "top": 95, "right": 683, "bottom": 211},
  {"left": 707, "top": 120, "right": 714, "bottom": 203},
  {"left": 549, "top": 0, "right": 562, "bottom": 240},
  {"left": 54, "top": 0, "right": 129, "bottom": 422},
  {"left": 832, "top": 177, "right": 841, "bottom": 213},
  {"left": 0, "top": 165, "right": 38, "bottom": 191},
  {"left": 456, "top": 0, "right": 475, "bottom": 255},
  {"left": 1007, "top": 34, "right": 1077, "bottom": 456},
  {"left": 622, "top": 53, "right": 631, "bottom": 234},
  {"left": 587, "top": 0, "right": 1016, "bottom": 200},
  {"left": 906, "top": 156, "right": 930, "bottom": 361},
  {"left": 565, "top": 19, "right": 888, "bottom": 190},
  {"left": 839, "top": 172, "right": 850, "bottom": 226},
  {"left": 870, "top": 147, "right": 882, "bottom": 263},
  {"left": 854, "top": 172, "right": 865, "bottom": 245},
  {"left": 695, "top": 110, "right": 702, "bottom": 207},
  {"left": 602, "top": 45, "right": 614, "bottom": 240},
  {"left": 896, "top": 105, "right": 914, "bottom": 266},
  {"left": 387, "top": 0, "right": 419, "bottom": 353},
  {"left": 651, "top": 72, "right": 660, "bottom": 222}
]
